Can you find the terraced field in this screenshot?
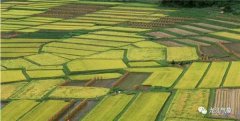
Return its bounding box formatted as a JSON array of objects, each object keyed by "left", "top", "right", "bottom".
[{"left": 1, "top": 0, "right": 240, "bottom": 121}]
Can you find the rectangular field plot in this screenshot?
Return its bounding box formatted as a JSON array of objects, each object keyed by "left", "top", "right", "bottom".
[
  {"left": 180, "top": 25, "right": 213, "bottom": 33},
  {"left": 212, "top": 89, "right": 240, "bottom": 120},
  {"left": 19, "top": 100, "right": 70, "bottom": 121},
  {"left": 25, "top": 53, "right": 69, "bottom": 66},
  {"left": 66, "top": 59, "right": 127, "bottom": 73},
  {"left": 134, "top": 41, "right": 166, "bottom": 48},
  {"left": 76, "top": 34, "right": 144, "bottom": 43},
  {"left": 1, "top": 70, "right": 26, "bottom": 83},
  {"left": 1, "top": 82, "right": 27, "bottom": 100},
  {"left": 48, "top": 86, "right": 109, "bottom": 99},
  {"left": 45, "top": 42, "right": 112, "bottom": 52},
  {"left": 127, "top": 48, "right": 166, "bottom": 61},
  {"left": 42, "top": 46, "right": 97, "bottom": 56},
  {"left": 26, "top": 70, "right": 65, "bottom": 79},
  {"left": 212, "top": 32, "right": 240, "bottom": 41},
  {"left": 167, "top": 47, "right": 199, "bottom": 62},
  {"left": 11, "top": 79, "right": 65, "bottom": 99},
  {"left": 175, "top": 62, "right": 210, "bottom": 89},
  {"left": 165, "top": 89, "right": 210, "bottom": 120},
  {"left": 165, "top": 28, "right": 198, "bottom": 36},
  {"left": 70, "top": 73, "right": 122, "bottom": 81},
  {"left": 193, "top": 23, "right": 227, "bottom": 30},
  {"left": 128, "top": 61, "right": 160, "bottom": 67},
  {"left": 142, "top": 68, "right": 182, "bottom": 87},
  {"left": 1, "top": 100, "right": 40, "bottom": 121},
  {"left": 147, "top": 31, "right": 176, "bottom": 39},
  {"left": 105, "top": 27, "right": 150, "bottom": 32},
  {"left": 118, "top": 92, "right": 170, "bottom": 121},
  {"left": 91, "top": 31, "right": 143, "bottom": 38},
  {"left": 62, "top": 38, "right": 129, "bottom": 47},
  {"left": 116, "top": 72, "right": 151, "bottom": 90},
  {"left": 223, "top": 61, "right": 240, "bottom": 87},
  {"left": 199, "top": 62, "right": 229, "bottom": 88},
  {"left": 174, "top": 38, "right": 210, "bottom": 46},
  {"left": 86, "top": 50, "right": 124, "bottom": 59},
  {"left": 82, "top": 94, "right": 134, "bottom": 121}
]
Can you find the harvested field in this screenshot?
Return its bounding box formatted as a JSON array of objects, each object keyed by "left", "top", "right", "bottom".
[
  {"left": 206, "top": 18, "right": 240, "bottom": 26},
  {"left": 116, "top": 72, "right": 151, "bottom": 90},
  {"left": 165, "top": 28, "right": 198, "bottom": 36},
  {"left": 199, "top": 45, "right": 236, "bottom": 61},
  {"left": 174, "top": 39, "right": 210, "bottom": 46},
  {"left": 35, "top": 4, "right": 110, "bottom": 19},
  {"left": 90, "top": 79, "right": 117, "bottom": 88},
  {"left": 147, "top": 31, "right": 176, "bottom": 39},
  {"left": 222, "top": 43, "right": 240, "bottom": 57},
  {"left": 156, "top": 40, "right": 184, "bottom": 47},
  {"left": 212, "top": 89, "right": 240, "bottom": 120},
  {"left": 180, "top": 25, "right": 213, "bottom": 33},
  {"left": 124, "top": 17, "right": 193, "bottom": 29},
  {"left": 193, "top": 36, "right": 230, "bottom": 43},
  {"left": 193, "top": 23, "right": 228, "bottom": 30}
]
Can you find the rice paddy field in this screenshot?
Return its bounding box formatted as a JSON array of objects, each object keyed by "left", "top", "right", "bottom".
[{"left": 1, "top": 0, "right": 240, "bottom": 121}]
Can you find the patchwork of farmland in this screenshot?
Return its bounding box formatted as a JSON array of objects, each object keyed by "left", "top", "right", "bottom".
[{"left": 1, "top": 0, "right": 240, "bottom": 121}]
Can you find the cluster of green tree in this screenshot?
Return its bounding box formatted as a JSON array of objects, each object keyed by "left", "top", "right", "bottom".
[{"left": 161, "top": 0, "right": 240, "bottom": 14}]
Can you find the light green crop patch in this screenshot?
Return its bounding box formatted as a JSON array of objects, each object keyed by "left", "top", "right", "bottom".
[
  {"left": 1, "top": 70, "right": 26, "bottom": 83},
  {"left": 127, "top": 48, "right": 166, "bottom": 61},
  {"left": 26, "top": 70, "right": 65, "bottom": 79},
  {"left": 143, "top": 69, "right": 183, "bottom": 87},
  {"left": 19, "top": 100, "right": 70, "bottom": 121},
  {"left": 11, "top": 79, "right": 65, "bottom": 99},
  {"left": 1, "top": 82, "right": 27, "bottom": 100},
  {"left": 67, "top": 59, "right": 127, "bottom": 73},
  {"left": 86, "top": 50, "right": 124, "bottom": 59},
  {"left": 70, "top": 73, "right": 122, "bottom": 81},
  {"left": 48, "top": 86, "right": 109, "bottom": 99},
  {"left": 167, "top": 47, "right": 199, "bottom": 62},
  {"left": 212, "top": 32, "right": 240, "bottom": 41},
  {"left": 134, "top": 41, "right": 166, "bottom": 48},
  {"left": 25, "top": 53, "right": 69, "bottom": 66},
  {"left": 1, "top": 100, "right": 40, "bottom": 121},
  {"left": 128, "top": 61, "right": 160, "bottom": 67},
  {"left": 82, "top": 94, "right": 134, "bottom": 121}
]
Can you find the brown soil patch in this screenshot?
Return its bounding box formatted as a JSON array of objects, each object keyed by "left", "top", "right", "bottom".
[
  {"left": 212, "top": 89, "right": 240, "bottom": 120},
  {"left": 193, "top": 36, "right": 230, "bottom": 43},
  {"left": 175, "top": 39, "right": 210, "bottom": 46},
  {"left": 147, "top": 31, "right": 175, "bottom": 39},
  {"left": 156, "top": 40, "right": 184, "bottom": 47},
  {"left": 165, "top": 28, "right": 198, "bottom": 36},
  {"left": 123, "top": 17, "right": 193, "bottom": 29},
  {"left": 116, "top": 72, "right": 151, "bottom": 90},
  {"left": 199, "top": 45, "right": 237, "bottom": 61},
  {"left": 193, "top": 23, "right": 228, "bottom": 30},
  {"left": 180, "top": 25, "right": 213, "bottom": 33},
  {"left": 35, "top": 4, "right": 110, "bottom": 19},
  {"left": 222, "top": 43, "right": 240, "bottom": 58}
]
